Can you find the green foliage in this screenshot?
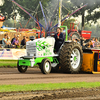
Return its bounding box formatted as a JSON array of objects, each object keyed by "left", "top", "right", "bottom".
[
  {"left": 3, "top": 18, "right": 36, "bottom": 28},
  {"left": 3, "top": 17, "right": 76, "bottom": 29},
  {"left": 3, "top": 19, "right": 14, "bottom": 27},
  {"left": 62, "top": 0, "right": 73, "bottom": 16},
  {"left": 0, "top": 0, "right": 51, "bottom": 20},
  {"left": 63, "top": 18, "right": 75, "bottom": 29},
  {"left": 0, "top": 0, "right": 14, "bottom": 19},
  {"left": 0, "top": 0, "right": 73, "bottom": 28},
  {"left": 70, "top": 0, "right": 100, "bottom": 23},
  {"left": 1, "top": 0, "right": 100, "bottom": 27}
]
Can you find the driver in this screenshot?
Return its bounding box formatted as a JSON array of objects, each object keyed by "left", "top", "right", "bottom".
[{"left": 54, "top": 27, "right": 64, "bottom": 53}]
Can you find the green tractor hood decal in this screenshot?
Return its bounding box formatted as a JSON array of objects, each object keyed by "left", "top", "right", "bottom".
[{"left": 36, "top": 41, "right": 51, "bottom": 51}]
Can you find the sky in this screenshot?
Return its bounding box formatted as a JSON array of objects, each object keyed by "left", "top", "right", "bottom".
[{"left": 0, "top": 0, "right": 4, "bottom": 6}]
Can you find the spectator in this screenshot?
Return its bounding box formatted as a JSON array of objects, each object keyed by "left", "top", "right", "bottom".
[
  {"left": 80, "top": 37, "right": 86, "bottom": 47},
  {"left": 36, "top": 32, "right": 38, "bottom": 39},
  {"left": 12, "top": 36, "right": 20, "bottom": 48},
  {"left": 21, "top": 36, "right": 26, "bottom": 46},
  {"left": 2, "top": 34, "right": 8, "bottom": 48},
  {"left": 82, "top": 40, "right": 93, "bottom": 49},
  {"left": 7, "top": 37, "right": 11, "bottom": 44},
  {"left": 11, "top": 34, "right": 17, "bottom": 44},
  {"left": 21, "top": 36, "right": 26, "bottom": 48},
  {"left": 83, "top": 42, "right": 89, "bottom": 49},
  {"left": 7, "top": 37, "right": 12, "bottom": 48},
  {"left": 26, "top": 37, "right": 29, "bottom": 42},
  {"left": 92, "top": 37, "right": 95, "bottom": 47},
  {"left": 6, "top": 33, "right": 8, "bottom": 39},
  {"left": 88, "top": 40, "right": 93, "bottom": 48},
  {"left": 94, "top": 38, "right": 99, "bottom": 48}
]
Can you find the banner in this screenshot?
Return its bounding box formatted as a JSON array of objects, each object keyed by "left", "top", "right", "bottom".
[{"left": 0, "top": 49, "right": 26, "bottom": 60}]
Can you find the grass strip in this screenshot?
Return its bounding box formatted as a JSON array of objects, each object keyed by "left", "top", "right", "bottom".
[
  {"left": 0, "top": 60, "right": 17, "bottom": 67},
  {"left": 0, "top": 60, "right": 38, "bottom": 67},
  {"left": 0, "top": 82, "right": 100, "bottom": 92}
]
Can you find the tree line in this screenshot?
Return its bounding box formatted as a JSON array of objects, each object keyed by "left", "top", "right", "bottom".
[{"left": 1, "top": 0, "right": 100, "bottom": 37}]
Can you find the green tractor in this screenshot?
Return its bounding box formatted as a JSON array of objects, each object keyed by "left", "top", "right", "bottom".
[{"left": 17, "top": 26, "right": 83, "bottom": 74}]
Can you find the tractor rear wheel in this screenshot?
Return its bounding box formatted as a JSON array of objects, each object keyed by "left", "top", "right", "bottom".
[
  {"left": 59, "top": 42, "right": 83, "bottom": 73},
  {"left": 41, "top": 59, "right": 51, "bottom": 74}
]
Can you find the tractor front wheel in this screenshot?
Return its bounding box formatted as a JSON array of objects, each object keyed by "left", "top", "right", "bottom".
[
  {"left": 41, "top": 59, "right": 51, "bottom": 74},
  {"left": 17, "top": 62, "right": 28, "bottom": 73}
]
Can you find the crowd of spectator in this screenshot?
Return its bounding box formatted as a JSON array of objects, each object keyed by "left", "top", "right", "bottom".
[
  {"left": 2, "top": 34, "right": 29, "bottom": 48},
  {"left": 73, "top": 37, "right": 100, "bottom": 49},
  {"left": 1, "top": 32, "right": 100, "bottom": 50},
  {"left": 82, "top": 37, "right": 100, "bottom": 49}
]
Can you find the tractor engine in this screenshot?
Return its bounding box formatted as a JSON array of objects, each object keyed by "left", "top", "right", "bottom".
[{"left": 26, "top": 37, "right": 56, "bottom": 57}]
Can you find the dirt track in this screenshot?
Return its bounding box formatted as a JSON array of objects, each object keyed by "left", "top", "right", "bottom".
[
  {"left": 1, "top": 68, "right": 100, "bottom": 100},
  {"left": 0, "top": 68, "right": 100, "bottom": 85},
  {"left": 1, "top": 88, "right": 100, "bottom": 100}
]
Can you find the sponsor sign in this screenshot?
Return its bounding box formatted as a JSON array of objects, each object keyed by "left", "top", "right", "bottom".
[{"left": 0, "top": 49, "right": 26, "bottom": 60}]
